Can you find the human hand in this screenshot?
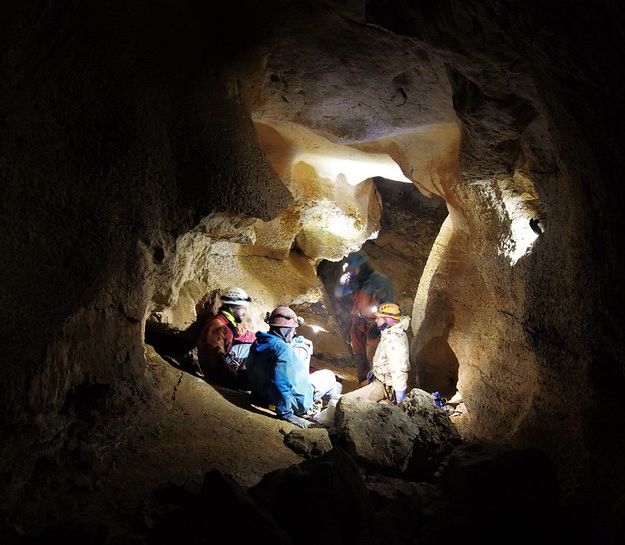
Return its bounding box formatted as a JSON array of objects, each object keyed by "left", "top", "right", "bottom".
[
  {"left": 339, "top": 272, "right": 352, "bottom": 286},
  {"left": 285, "top": 414, "right": 311, "bottom": 429},
  {"left": 395, "top": 389, "right": 407, "bottom": 405},
  {"left": 224, "top": 353, "right": 240, "bottom": 372}
]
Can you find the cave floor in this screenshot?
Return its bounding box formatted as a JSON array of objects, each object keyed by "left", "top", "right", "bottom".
[{"left": 3, "top": 348, "right": 364, "bottom": 543}]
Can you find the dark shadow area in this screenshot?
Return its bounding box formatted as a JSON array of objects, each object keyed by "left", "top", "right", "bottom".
[
  {"left": 212, "top": 385, "right": 282, "bottom": 419},
  {"left": 144, "top": 290, "right": 220, "bottom": 375},
  {"left": 415, "top": 336, "right": 459, "bottom": 399},
  {"left": 145, "top": 321, "right": 204, "bottom": 376},
  {"left": 412, "top": 299, "right": 459, "bottom": 398}
]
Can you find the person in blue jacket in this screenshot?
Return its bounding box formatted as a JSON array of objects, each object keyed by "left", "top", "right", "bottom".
[{"left": 246, "top": 305, "right": 342, "bottom": 428}]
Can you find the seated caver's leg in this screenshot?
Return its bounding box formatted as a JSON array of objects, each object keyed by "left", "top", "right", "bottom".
[
  {"left": 291, "top": 335, "right": 313, "bottom": 369},
  {"left": 310, "top": 369, "right": 341, "bottom": 402},
  {"left": 329, "top": 379, "right": 343, "bottom": 399},
  {"left": 341, "top": 380, "right": 386, "bottom": 402},
  {"left": 230, "top": 343, "right": 252, "bottom": 369},
  {"left": 316, "top": 397, "right": 339, "bottom": 427}
]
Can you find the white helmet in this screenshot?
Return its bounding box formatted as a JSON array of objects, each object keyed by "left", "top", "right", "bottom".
[{"left": 220, "top": 287, "right": 251, "bottom": 307}]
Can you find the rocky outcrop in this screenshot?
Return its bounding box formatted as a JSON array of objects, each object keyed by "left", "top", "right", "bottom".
[
  {"left": 282, "top": 428, "right": 333, "bottom": 460},
  {"left": 250, "top": 448, "right": 372, "bottom": 545},
  {"left": 2, "top": 0, "right": 625, "bottom": 540},
  {"left": 402, "top": 389, "right": 461, "bottom": 477},
  {"left": 333, "top": 397, "right": 418, "bottom": 474},
  {"left": 332, "top": 392, "right": 459, "bottom": 479}
]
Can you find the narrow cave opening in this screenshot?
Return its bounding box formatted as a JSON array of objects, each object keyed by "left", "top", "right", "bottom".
[
  {"left": 142, "top": 116, "right": 460, "bottom": 409},
  {"left": 317, "top": 176, "right": 449, "bottom": 392},
  {"left": 142, "top": 169, "right": 453, "bottom": 418},
  {"left": 141, "top": 139, "right": 453, "bottom": 401}
]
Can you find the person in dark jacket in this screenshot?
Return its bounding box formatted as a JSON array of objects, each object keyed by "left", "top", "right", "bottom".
[
  {"left": 246, "top": 306, "right": 342, "bottom": 428},
  {"left": 334, "top": 250, "right": 395, "bottom": 384},
  {"left": 197, "top": 286, "right": 256, "bottom": 390}
]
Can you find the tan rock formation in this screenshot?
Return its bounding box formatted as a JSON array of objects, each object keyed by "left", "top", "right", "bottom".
[{"left": 3, "top": 1, "right": 625, "bottom": 541}]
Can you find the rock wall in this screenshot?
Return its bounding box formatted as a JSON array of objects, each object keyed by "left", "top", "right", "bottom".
[
  {"left": 0, "top": 1, "right": 291, "bottom": 423},
  {"left": 2, "top": 0, "right": 625, "bottom": 533},
  {"left": 368, "top": 0, "right": 625, "bottom": 516}
]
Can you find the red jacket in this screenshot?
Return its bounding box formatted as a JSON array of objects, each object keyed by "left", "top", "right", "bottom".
[
  {"left": 352, "top": 289, "right": 380, "bottom": 319},
  {"left": 197, "top": 312, "right": 254, "bottom": 387}
]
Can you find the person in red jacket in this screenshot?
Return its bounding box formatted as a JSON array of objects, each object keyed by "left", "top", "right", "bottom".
[
  {"left": 335, "top": 251, "right": 395, "bottom": 384},
  {"left": 197, "top": 286, "right": 256, "bottom": 390}
]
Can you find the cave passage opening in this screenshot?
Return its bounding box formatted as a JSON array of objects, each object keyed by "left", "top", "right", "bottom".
[
  {"left": 316, "top": 176, "right": 449, "bottom": 394},
  {"left": 143, "top": 118, "right": 463, "bottom": 409}
]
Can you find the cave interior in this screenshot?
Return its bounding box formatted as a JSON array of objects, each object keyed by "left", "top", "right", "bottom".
[{"left": 2, "top": 1, "right": 625, "bottom": 544}]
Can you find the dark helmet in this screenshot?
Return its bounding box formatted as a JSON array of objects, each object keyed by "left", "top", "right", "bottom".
[{"left": 346, "top": 250, "right": 368, "bottom": 269}]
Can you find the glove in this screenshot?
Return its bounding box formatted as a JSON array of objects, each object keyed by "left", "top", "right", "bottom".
[
  {"left": 339, "top": 272, "right": 352, "bottom": 286},
  {"left": 224, "top": 353, "right": 241, "bottom": 373},
  {"left": 395, "top": 389, "right": 407, "bottom": 405},
  {"left": 366, "top": 370, "right": 375, "bottom": 383},
  {"left": 224, "top": 352, "right": 241, "bottom": 372},
  {"left": 284, "top": 414, "right": 311, "bottom": 429}
]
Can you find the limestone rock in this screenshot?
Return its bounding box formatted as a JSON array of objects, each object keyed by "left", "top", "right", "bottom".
[
  {"left": 402, "top": 388, "right": 461, "bottom": 479},
  {"left": 282, "top": 428, "right": 333, "bottom": 460},
  {"left": 250, "top": 448, "right": 372, "bottom": 545},
  {"left": 332, "top": 396, "right": 418, "bottom": 474}
]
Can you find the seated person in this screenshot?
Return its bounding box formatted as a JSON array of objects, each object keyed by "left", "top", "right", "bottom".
[
  {"left": 343, "top": 303, "right": 410, "bottom": 405},
  {"left": 197, "top": 286, "right": 255, "bottom": 390},
  {"left": 246, "top": 306, "right": 342, "bottom": 428}
]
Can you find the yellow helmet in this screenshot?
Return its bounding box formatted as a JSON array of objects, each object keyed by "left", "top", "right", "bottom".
[{"left": 375, "top": 303, "right": 401, "bottom": 319}]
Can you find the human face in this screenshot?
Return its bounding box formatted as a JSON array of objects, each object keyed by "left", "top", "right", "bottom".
[
  {"left": 230, "top": 305, "right": 248, "bottom": 323},
  {"left": 375, "top": 316, "right": 386, "bottom": 328}
]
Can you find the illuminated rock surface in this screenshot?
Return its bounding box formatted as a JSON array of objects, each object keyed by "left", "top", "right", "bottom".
[{"left": 1, "top": 1, "right": 624, "bottom": 543}]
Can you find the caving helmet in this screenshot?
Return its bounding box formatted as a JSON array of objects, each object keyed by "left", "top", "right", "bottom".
[
  {"left": 220, "top": 286, "right": 252, "bottom": 307},
  {"left": 265, "top": 306, "right": 304, "bottom": 328},
  {"left": 375, "top": 303, "right": 401, "bottom": 319},
  {"left": 346, "top": 250, "right": 368, "bottom": 270}
]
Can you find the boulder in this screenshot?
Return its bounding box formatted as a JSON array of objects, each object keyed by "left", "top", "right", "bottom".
[{"left": 283, "top": 428, "right": 333, "bottom": 460}]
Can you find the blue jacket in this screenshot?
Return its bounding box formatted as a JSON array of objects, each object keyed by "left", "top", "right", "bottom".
[{"left": 246, "top": 331, "right": 314, "bottom": 420}]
